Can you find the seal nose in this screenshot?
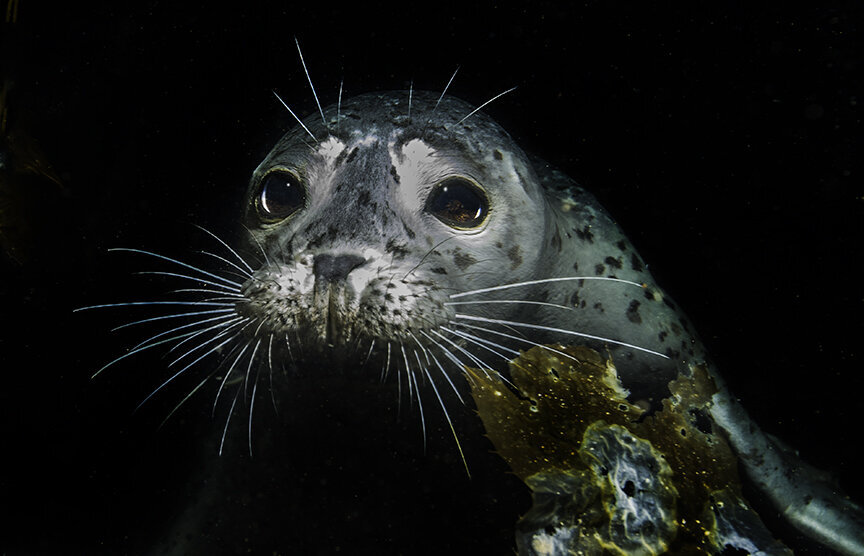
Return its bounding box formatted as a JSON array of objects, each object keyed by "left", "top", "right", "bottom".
[{"left": 313, "top": 253, "right": 366, "bottom": 283}]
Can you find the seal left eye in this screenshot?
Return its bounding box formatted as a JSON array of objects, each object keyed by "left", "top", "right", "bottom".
[{"left": 256, "top": 170, "right": 305, "bottom": 222}]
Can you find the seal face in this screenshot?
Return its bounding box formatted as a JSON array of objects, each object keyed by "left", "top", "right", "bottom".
[{"left": 238, "top": 91, "right": 698, "bottom": 403}]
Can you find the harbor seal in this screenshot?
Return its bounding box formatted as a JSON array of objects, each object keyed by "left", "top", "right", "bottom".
[{"left": 83, "top": 89, "right": 863, "bottom": 554}]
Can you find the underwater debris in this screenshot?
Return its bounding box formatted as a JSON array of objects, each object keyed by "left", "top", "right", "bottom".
[{"left": 469, "top": 345, "right": 792, "bottom": 555}]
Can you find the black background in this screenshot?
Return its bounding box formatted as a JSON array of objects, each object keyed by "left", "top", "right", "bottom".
[{"left": 1, "top": 2, "right": 861, "bottom": 554}]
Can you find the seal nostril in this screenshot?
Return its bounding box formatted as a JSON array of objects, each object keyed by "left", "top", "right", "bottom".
[{"left": 313, "top": 253, "right": 366, "bottom": 282}]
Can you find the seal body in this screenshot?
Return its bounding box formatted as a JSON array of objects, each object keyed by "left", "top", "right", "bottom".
[{"left": 227, "top": 91, "right": 862, "bottom": 554}]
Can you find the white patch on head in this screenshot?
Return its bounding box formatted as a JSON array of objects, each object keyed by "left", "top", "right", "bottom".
[
  {"left": 346, "top": 247, "right": 387, "bottom": 295},
  {"left": 388, "top": 138, "right": 438, "bottom": 191},
  {"left": 353, "top": 132, "right": 381, "bottom": 147},
  {"left": 316, "top": 136, "right": 346, "bottom": 166}
]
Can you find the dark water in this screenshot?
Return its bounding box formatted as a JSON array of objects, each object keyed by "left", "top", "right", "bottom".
[{"left": 1, "top": 3, "right": 861, "bottom": 554}]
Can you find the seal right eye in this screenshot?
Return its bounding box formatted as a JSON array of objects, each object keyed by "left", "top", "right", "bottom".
[
  {"left": 255, "top": 170, "right": 305, "bottom": 222},
  {"left": 426, "top": 177, "right": 489, "bottom": 229}
]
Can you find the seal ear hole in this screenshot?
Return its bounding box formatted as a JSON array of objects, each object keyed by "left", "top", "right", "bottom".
[
  {"left": 425, "top": 177, "right": 489, "bottom": 229},
  {"left": 255, "top": 170, "right": 306, "bottom": 223}
]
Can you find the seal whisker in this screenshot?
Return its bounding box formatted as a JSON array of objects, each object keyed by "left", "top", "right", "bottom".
[
  {"left": 419, "top": 331, "right": 469, "bottom": 382},
  {"left": 166, "top": 317, "right": 250, "bottom": 361},
  {"left": 248, "top": 358, "right": 261, "bottom": 457},
  {"left": 421, "top": 344, "right": 465, "bottom": 404},
  {"left": 336, "top": 78, "right": 343, "bottom": 134},
  {"left": 110, "top": 308, "right": 235, "bottom": 332},
  {"left": 108, "top": 248, "right": 243, "bottom": 289},
  {"left": 271, "top": 90, "right": 317, "bottom": 142},
  {"left": 381, "top": 342, "right": 392, "bottom": 383},
  {"left": 244, "top": 338, "right": 263, "bottom": 399},
  {"left": 429, "top": 329, "right": 498, "bottom": 380},
  {"left": 169, "top": 288, "right": 245, "bottom": 298},
  {"left": 440, "top": 325, "right": 518, "bottom": 360},
  {"left": 454, "top": 314, "right": 669, "bottom": 359},
  {"left": 267, "top": 333, "right": 278, "bottom": 414},
  {"left": 91, "top": 330, "right": 202, "bottom": 379},
  {"left": 134, "top": 271, "right": 242, "bottom": 293},
  {"left": 445, "top": 299, "right": 576, "bottom": 312},
  {"left": 160, "top": 367, "right": 222, "bottom": 429},
  {"left": 242, "top": 224, "right": 271, "bottom": 267},
  {"left": 293, "top": 37, "right": 327, "bottom": 128},
  {"left": 361, "top": 339, "right": 376, "bottom": 370},
  {"left": 214, "top": 340, "right": 252, "bottom": 415},
  {"left": 400, "top": 344, "right": 414, "bottom": 408},
  {"left": 450, "top": 276, "right": 645, "bottom": 299},
  {"left": 128, "top": 314, "right": 241, "bottom": 351},
  {"left": 432, "top": 67, "right": 459, "bottom": 115},
  {"left": 407, "top": 331, "right": 432, "bottom": 367},
  {"left": 454, "top": 86, "right": 517, "bottom": 126},
  {"left": 135, "top": 332, "right": 240, "bottom": 413},
  {"left": 407, "top": 81, "right": 413, "bottom": 119},
  {"left": 452, "top": 321, "right": 582, "bottom": 363},
  {"left": 197, "top": 250, "right": 254, "bottom": 280},
  {"left": 219, "top": 386, "right": 243, "bottom": 456},
  {"left": 420, "top": 360, "right": 469, "bottom": 477},
  {"left": 401, "top": 236, "right": 455, "bottom": 280},
  {"left": 75, "top": 300, "right": 236, "bottom": 311},
  {"left": 283, "top": 333, "right": 296, "bottom": 364},
  {"left": 408, "top": 358, "right": 427, "bottom": 450},
  {"left": 193, "top": 224, "right": 255, "bottom": 275}
]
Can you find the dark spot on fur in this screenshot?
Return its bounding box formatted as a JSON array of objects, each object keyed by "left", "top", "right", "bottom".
[
  {"left": 390, "top": 164, "right": 400, "bottom": 184},
  {"left": 550, "top": 230, "right": 562, "bottom": 252},
  {"left": 431, "top": 267, "right": 447, "bottom": 275},
  {"left": 594, "top": 263, "right": 605, "bottom": 275},
  {"left": 495, "top": 242, "right": 503, "bottom": 248},
  {"left": 630, "top": 253, "right": 644, "bottom": 272},
  {"left": 658, "top": 331, "right": 668, "bottom": 343},
  {"left": 385, "top": 238, "right": 409, "bottom": 259},
  {"left": 453, "top": 249, "right": 477, "bottom": 270},
  {"left": 345, "top": 147, "right": 358, "bottom": 163},
  {"left": 508, "top": 245, "right": 522, "bottom": 270},
  {"left": 494, "top": 149, "right": 503, "bottom": 160},
  {"left": 626, "top": 300, "right": 642, "bottom": 324},
  {"left": 616, "top": 240, "right": 627, "bottom": 251},
  {"left": 570, "top": 291, "right": 580, "bottom": 307},
  {"left": 593, "top": 302, "right": 604, "bottom": 313},
  {"left": 574, "top": 225, "right": 594, "bottom": 243},
  {"left": 664, "top": 347, "right": 680, "bottom": 359},
  {"left": 572, "top": 261, "right": 579, "bottom": 272},
  {"left": 400, "top": 218, "right": 416, "bottom": 239},
  {"left": 670, "top": 322, "right": 682, "bottom": 335},
  {"left": 604, "top": 256, "right": 622, "bottom": 269},
  {"left": 644, "top": 289, "right": 654, "bottom": 301},
  {"left": 358, "top": 190, "right": 371, "bottom": 206}
]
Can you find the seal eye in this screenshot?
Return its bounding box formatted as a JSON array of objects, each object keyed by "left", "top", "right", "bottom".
[
  {"left": 426, "top": 177, "right": 489, "bottom": 229},
  {"left": 255, "top": 170, "right": 305, "bottom": 222}
]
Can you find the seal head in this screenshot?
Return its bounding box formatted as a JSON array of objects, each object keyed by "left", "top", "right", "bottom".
[{"left": 239, "top": 91, "right": 699, "bottom": 402}]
